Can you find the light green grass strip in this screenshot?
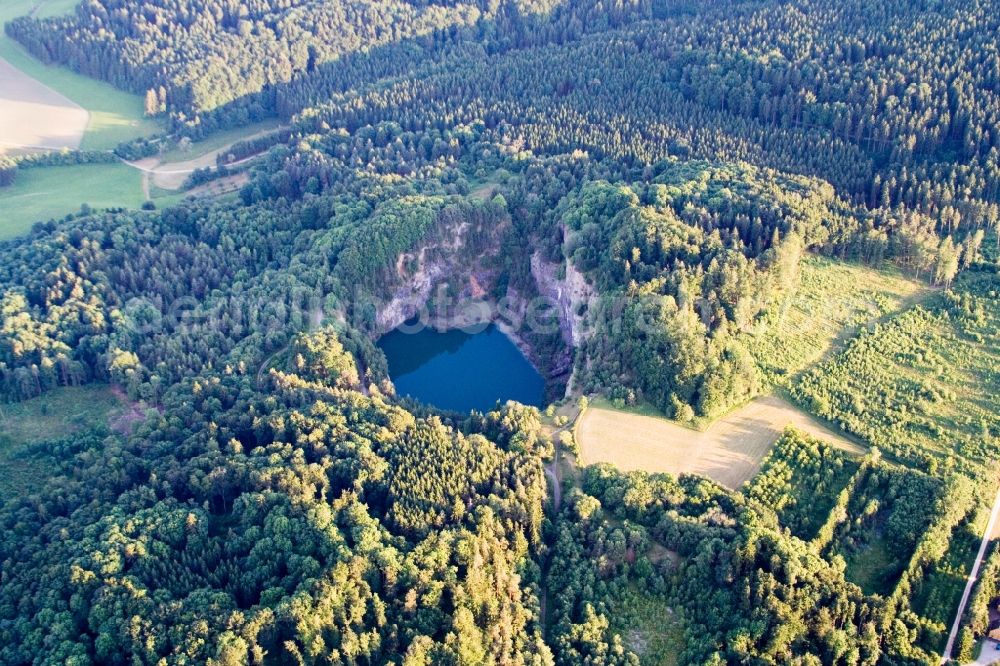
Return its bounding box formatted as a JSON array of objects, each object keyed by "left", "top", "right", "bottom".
[{"left": 0, "top": 162, "right": 144, "bottom": 238}]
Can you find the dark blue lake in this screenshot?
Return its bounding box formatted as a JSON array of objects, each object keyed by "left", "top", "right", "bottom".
[{"left": 378, "top": 323, "right": 545, "bottom": 413}]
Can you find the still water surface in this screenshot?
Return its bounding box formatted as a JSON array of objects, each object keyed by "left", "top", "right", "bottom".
[{"left": 378, "top": 323, "right": 544, "bottom": 412}]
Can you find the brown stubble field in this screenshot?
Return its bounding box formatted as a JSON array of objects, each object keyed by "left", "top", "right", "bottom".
[
  {"left": 576, "top": 394, "right": 864, "bottom": 489},
  {"left": 0, "top": 57, "right": 88, "bottom": 154}
]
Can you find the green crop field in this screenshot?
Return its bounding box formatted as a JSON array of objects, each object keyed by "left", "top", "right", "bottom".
[
  {"left": 0, "top": 162, "right": 144, "bottom": 238},
  {"left": 0, "top": 0, "right": 161, "bottom": 150},
  {"left": 0, "top": 0, "right": 163, "bottom": 237}
]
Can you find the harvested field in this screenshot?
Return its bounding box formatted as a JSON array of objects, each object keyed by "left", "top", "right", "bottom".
[
  {"left": 0, "top": 56, "right": 88, "bottom": 154},
  {"left": 576, "top": 394, "right": 863, "bottom": 489}
]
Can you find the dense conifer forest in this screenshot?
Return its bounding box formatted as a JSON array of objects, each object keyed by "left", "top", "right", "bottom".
[{"left": 1, "top": 0, "right": 1000, "bottom": 664}]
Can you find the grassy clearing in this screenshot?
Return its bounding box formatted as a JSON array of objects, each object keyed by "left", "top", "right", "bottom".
[
  {"left": 587, "top": 395, "right": 674, "bottom": 421},
  {"left": 790, "top": 270, "right": 1000, "bottom": 476},
  {"left": 844, "top": 535, "right": 898, "bottom": 596},
  {"left": 611, "top": 587, "right": 685, "bottom": 666},
  {"left": 154, "top": 120, "right": 281, "bottom": 165},
  {"left": 148, "top": 188, "right": 190, "bottom": 209},
  {"left": 0, "top": 162, "right": 144, "bottom": 238},
  {"left": 576, "top": 394, "right": 861, "bottom": 489},
  {"left": 827, "top": 464, "right": 943, "bottom": 598},
  {"left": 0, "top": 384, "right": 126, "bottom": 497},
  {"left": 0, "top": 0, "right": 161, "bottom": 150},
  {"left": 573, "top": 256, "right": 925, "bottom": 485},
  {"left": 749, "top": 254, "right": 928, "bottom": 384}
]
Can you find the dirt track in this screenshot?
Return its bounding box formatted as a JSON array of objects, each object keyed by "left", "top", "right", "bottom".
[
  {"left": 128, "top": 127, "right": 281, "bottom": 190},
  {"left": 941, "top": 490, "right": 1000, "bottom": 664},
  {"left": 0, "top": 56, "right": 88, "bottom": 154},
  {"left": 576, "top": 394, "right": 863, "bottom": 489}
]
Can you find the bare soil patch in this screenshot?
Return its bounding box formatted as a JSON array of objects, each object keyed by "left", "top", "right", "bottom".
[
  {"left": 576, "top": 394, "right": 863, "bottom": 489},
  {"left": 0, "top": 56, "right": 88, "bottom": 154}
]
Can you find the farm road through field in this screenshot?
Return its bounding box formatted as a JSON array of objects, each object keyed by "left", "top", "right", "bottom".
[
  {"left": 126, "top": 126, "right": 284, "bottom": 191},
  {"left": 0, "top": 56, "right": 88, "bottom": 154},
  {"left": 577, "top": 394, "right": 864, "bottom": 489}
]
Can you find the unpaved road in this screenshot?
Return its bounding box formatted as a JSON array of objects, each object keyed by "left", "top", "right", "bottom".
[
  {"left": 128, "top": 127, "right": 282, "bottom": 190},
  {"left": 576, "top": 394, "right": 863, "bottom": 489},
  {"left": 0, "top": 56, "right": 88, "bottom": 155},
  {"left": 967, "top": 639, "right": 1000, "bottom": 665},
  {"left": 545, "top": 461, "right": 561, "bottom": 512},
  {"left": 942, "top": 489, "right": 1000, "bottom": 664}
]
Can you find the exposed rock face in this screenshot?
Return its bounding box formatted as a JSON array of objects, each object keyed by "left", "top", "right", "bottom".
[
  {"left": 370, "top": 213, "right": 591, "bottom": 395},
  {"left": 377, "top": 220, "right": 474, "bottom": 334},
  {"left": 530, "top": 250, "right": 594, "bottom": 348}
]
